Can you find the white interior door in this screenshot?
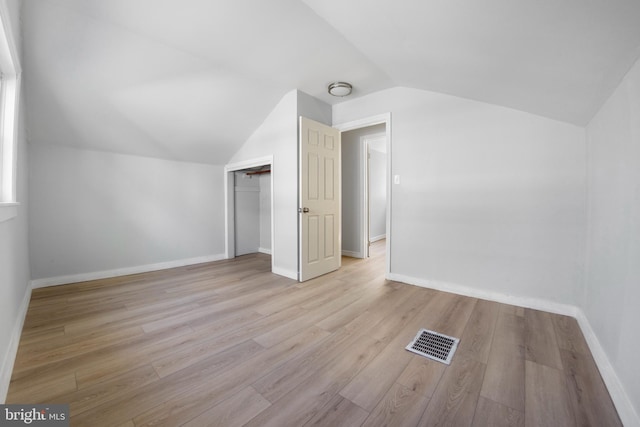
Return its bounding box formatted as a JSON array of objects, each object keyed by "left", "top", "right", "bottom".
[{"left": 299, "top": 117, "right": 341, "bottom": 281}]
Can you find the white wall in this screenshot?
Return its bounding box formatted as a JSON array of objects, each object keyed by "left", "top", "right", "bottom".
[
  {"left": 0, "top": 0, "right": 30, "bottom": 402},
  {"left": 259, "top": 173, "right": 272, "bottom": 253},
  {"left": 29, "top": 145, "right": 226, "bottom": 281},
  {"left": 369, "top": 147, "right": 387, "bottom": 240},
  {"left": 585, "top": 56, "right": 640, "bottom": 423},
  {"left": 229, "top": 91, "right": 298, "bottom": 277},
  {"left": 228, "top": 90, "right": 330, "bottom": 279},
  {"left": 334, "top": 87, "right": 587, "bottom": 305},
  {"left": 341, "top": 124, "right": 385, "bottom": 256},
  {"left": 297, "top": 90, "right": 332, "bottom": 126}
]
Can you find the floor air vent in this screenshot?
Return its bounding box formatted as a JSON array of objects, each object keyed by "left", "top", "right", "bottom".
[{"left": 406, "top": 329, "right": 460, "bottom": 365}]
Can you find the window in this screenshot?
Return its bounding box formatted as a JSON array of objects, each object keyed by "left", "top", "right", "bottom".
[{"left": 0, "top": 1, "right": 20, "bottom": 222}]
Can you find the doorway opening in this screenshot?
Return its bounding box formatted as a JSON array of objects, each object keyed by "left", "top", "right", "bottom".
[
  {"left": 364, "top": 132, "right": 387, "bottom": 257},
  {"left": 335, "top": 113, "right": 391, "bottom": 276},
  {"left": 224, "top": 156, "right": 274, "bottom": 271}
]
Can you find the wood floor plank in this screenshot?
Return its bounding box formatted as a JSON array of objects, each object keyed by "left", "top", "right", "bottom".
[
  {"left": 302, "top": 394, "right": 369, "bottom": 427},
  {"left": 252, "top": 274, "right": 345, "bottom": 316},
  {"left": 560, "top": 349, "right": 622, "bottom": 426},
  {"left": 253, "top": 288, "right": 363, "bottom": 348},
  {"left": 181, "top": 386, "right": 271, "bottom": 427},
  {"left": 183, "top": 284, "right": 285, "bottom": 317},
  {"left": 368, "top": 286, "right": 430, "bottom": 344},
  {"left": 63, "top": 302, "right": 201, "bottom": 336},
  {"left": 74, "top": 324, "right": 196, "bottom": 388},
  {"left": 340, "top": 285, "right": 430, "bottom": 337},
  {"left": 72, "top": 339, "right": 262, "bottom": 426},
  {"left": 58, "top": 365, "right": 159, "bottom": 416},
  {"left": 12, "top": 326, "right": 146, "bottom": 372},
  {"left": 243, "top": 334, "right": 385, "bottom": 427},
  {"left": 314, "top": 282, "right": 396, "bottom": 332},
  {"left": 210, "top": 272, "right": 288, "bottom": 297},
  {"left": 18, "top": 325, "right": 66, "bottom": 345},
  {"left": 194, "top": 305, "right": 308, "bottom": 353},
  {"left": 22, "top": 301, "right": 128, "bottom": 331},
  {"left": 494, "top": 310, "right": 525, "bottom": 347},
  {"left": 186, "top": 306, "right": 263, "bottom": 332},
  {"left": 148, "top": 309, "right": 305, "bottom": 380},
  {"left": 480, "top": 304, "right": 527, "bottom": 414},
  {"left": 480, "top": 339, "right": 525, "bottom": 412},
  {"left": 8, "top": 324, "right": 193, "bottom": 393},
  {"left": 251, "top": 326, "right": 367, "bottom": 403},
  {"left": 5, "top": 372, "right": 77, "bottom": 404},
  {"left": 524, "top": 308, "right": 563, "bottom": 370},
  {"left": 338, "top": 342, "right": 414, "bottom": 412},
  {"left": 425, "top": 293, "right": 477, "bottom": 339},
  {"left": 552, "top": 314, "right": 591, "bottom": 355},
  {"left": 131, "top": 326, "right": 332, "bottom": 427},
  {"left": 471, "top": 396, "right": 524, "bottom": 427},
  {"left": 396, "top": 357, "right": 446, "bottom": 398},
  {"left": 7, "top": 243, "right": 620, "bottom": 427},
  {"left": 455, "top": 299, "right": 500, "bottom": 364},
  {"left": 362, "top": 382, "right": 431, "bottom": 427},
  {"left": 501, "top": 304, "right": 525, "bottom": 318},
  {"left": 16, "top": 323, "right": 142, "bottom": 360},
  {"left": 151, "top": 337, "right": 263, "bottom": 379},
  {"left": 338, "top": 290, "right": 447, "bottom": 412},
  {"left": 298, "top": 280, "right": 363, "bottom": 311},
  {"left": 524, "top": 360, "right": 575, "bottom": 427},
  {"left": 141, "top": 304, "right": 230, "bottom": 333},
  {"left": 418, "top": 355, "right": 486, "bottom": 427}
]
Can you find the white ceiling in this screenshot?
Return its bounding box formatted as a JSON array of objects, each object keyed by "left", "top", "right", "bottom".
[{"left": 22, "top": 0, "right": 640, "bottom": 164}]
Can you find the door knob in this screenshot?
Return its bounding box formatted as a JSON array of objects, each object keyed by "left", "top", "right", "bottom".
[{"left": 302, "top": 207, "right": 309, "bottom": 213}]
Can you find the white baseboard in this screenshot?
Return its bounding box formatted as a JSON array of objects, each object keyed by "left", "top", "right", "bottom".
[
  {"left": 30, "top": 254, "right": 226, "bottom": 289},
  {"left": 387, "top": 272, "right": 639, "bottom": 426},
  {"left": 387, "top": 273, "right": 577, "bottom": 316},
  {"left": 258, "top": 247, "right": 272, "bottom": 255},
  {"left": 271, "top": 266, "right": 297, "bottom": 281},
  {"left": 0, "top": 284, "right": 31, "bottom": 403},
  {"left": 575, "top": 310, "right": 640, "bottom": 427},
  {"left": 342, "top": 250, "right": 364, "bottom": 258},
  {"left": 370, "top": 234, "right": 386, "bottom": 243}
]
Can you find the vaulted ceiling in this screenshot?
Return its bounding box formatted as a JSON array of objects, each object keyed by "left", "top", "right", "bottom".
[{"left": 22, "top": 0, "right": 640, "bottom": 164}]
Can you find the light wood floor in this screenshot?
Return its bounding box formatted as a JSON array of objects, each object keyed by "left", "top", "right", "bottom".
[{"left": 8, "top": 241, "right": 620, "bottom": 426}]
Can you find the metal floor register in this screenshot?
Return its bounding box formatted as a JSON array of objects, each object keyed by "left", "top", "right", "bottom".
[{"left": 405, "top": 329, "right": 460, "bottom": 365}]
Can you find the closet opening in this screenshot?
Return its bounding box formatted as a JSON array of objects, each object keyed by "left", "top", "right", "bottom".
[{"left": 224, "top": 157, "right": 274, "bottom": 272}]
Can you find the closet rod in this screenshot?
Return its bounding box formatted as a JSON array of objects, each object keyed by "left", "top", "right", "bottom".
[{"left": 245, "top": 170, "right": 271, "bottom": 176}]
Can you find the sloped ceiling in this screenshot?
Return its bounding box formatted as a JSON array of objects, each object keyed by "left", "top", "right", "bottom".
[
  {"left": 22, "top": 0, "right": 640, "bottom": 164},
  {"left": 22, "top": 0, "right": 393, "bottom": 163},
  {"left": 303, "top": 0, "right": 640, "bottom": 126}
]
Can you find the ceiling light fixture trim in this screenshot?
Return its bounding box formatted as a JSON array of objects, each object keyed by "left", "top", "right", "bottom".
[{"left": 328, "top": 81, "right": 353, "bottom": 97}]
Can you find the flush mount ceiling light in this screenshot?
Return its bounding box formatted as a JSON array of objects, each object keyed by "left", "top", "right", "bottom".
[{"left": 328, "top": 82, "right": 352, "bottom": 97}]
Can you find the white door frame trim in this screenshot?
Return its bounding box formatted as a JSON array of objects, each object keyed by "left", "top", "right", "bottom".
[
  {"left": 334, "top": 113, "right": 392, "bottom": 277},
  {"left": 224, "top": 156, "right": 274, "bottom": 272}
]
